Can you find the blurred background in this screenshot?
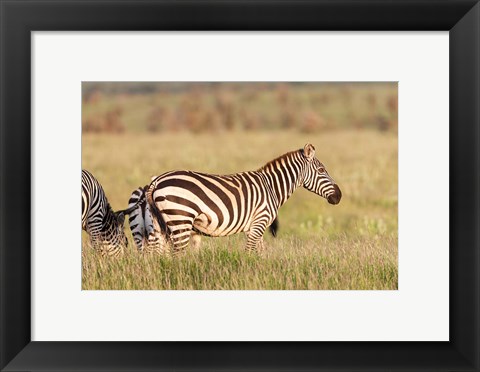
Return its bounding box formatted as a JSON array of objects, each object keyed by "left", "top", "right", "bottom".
[
  {"left": 82, "top": 82, "right": 397, "bottom": 134},
  {"left": 82, "top": 82, "right": 398, "bottom": 290}
]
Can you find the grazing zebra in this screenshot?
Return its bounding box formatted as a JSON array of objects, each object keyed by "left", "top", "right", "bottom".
[
  {"left": 82, "top": 169, "right": 138, "bottom": 257},
  {"left": 128, "top": 186, "right": 279, "bottom": 255},
  {"left": 146, "top": 143, "right": 341, "bottom": 254}
]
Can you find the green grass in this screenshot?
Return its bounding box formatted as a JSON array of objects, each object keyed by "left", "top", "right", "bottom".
[
  {"left": 83, "top": 235, "right": 397, "bottom": 290},
  {"left": 82, "top": 130, "right": 398, "bottom": 290}
]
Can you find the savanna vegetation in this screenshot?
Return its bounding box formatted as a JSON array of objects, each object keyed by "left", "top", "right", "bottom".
[{"left": 82, "top": 83, "right": 398, "bottom": 290}]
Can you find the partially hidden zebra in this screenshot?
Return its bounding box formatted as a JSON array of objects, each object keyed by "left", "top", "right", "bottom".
[
  {"left": 128, "top": 185, "right": 279, "bottom": 255},
  {"left": 128, "top": 185, "right": 169, "bottom": 255},
  {"left": 82, "top": 169, "right": 139, "bottom": 257},
  {"left": 146, "top": 143, "right": 341, "bottom": 254}
]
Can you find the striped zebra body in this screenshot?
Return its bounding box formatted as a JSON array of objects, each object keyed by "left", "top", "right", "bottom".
[
  {"left": 82, "top": 169, "right": 128, "bottom": 257},
  {"left": 128, "top": 186, "right": 169, "bottom": 255},
  {"left": 128, "top": 186, "right": 276, "bottom": 255},
  {"left": 146, "top": 143, "right": 341, "bottom": 253}
]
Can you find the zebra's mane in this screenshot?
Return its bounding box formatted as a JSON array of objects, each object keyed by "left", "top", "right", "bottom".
[{"left": 257, "top": 149, "right": 302, "bottom": 172}]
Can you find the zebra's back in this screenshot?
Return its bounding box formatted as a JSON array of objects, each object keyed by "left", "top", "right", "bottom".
[{"left": 82, "top": 169, "right": 108, "bottom": 232}]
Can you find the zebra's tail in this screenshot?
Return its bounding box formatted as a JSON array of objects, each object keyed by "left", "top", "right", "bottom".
[
  {"left": 144, "top": 183, "right": 156, "bottom": 212},
  {"left": 119, "top": 187, "right": 146, "bottom": 216},
  {"left": 145, "top": 180, "right": 169, "bottom": 235},
  {"left": 145, "top": 183, "right": 156, "bottom": 215},
  {"left": 269, "top": 217, "right": 279, "bottom": 237}
]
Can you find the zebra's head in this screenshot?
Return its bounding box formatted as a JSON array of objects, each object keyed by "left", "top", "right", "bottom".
[
  {"left": 302, "top": 143, "right": 342, "bottom": 205},
  {"left": 101, "top": 210, "right": 128, "bottom": 248},
  {"left": 91, "top": 210, "right": 128, "bottom": 256}
]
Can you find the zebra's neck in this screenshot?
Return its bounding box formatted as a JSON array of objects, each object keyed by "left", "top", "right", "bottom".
[
  {"left": 258, "top": 150, "right": 306, "bottom": 208},
  {"left": 88, "top": 204, "right": 118, "bottom": 241}
]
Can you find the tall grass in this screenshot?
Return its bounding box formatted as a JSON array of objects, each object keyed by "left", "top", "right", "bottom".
[
  {"left": 82, "top": 130, "right": 398, "bottom": 290},
  {"left": 83, "top": 235, "right": 397, "bottom": 290}
]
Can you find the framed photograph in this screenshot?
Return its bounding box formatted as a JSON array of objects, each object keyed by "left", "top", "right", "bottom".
[
  {"left": 79, "top": 80, "right": 397, "bottom": 292},
  {"left": 1, "top": 1, "right": 479, "bottom": 371}
]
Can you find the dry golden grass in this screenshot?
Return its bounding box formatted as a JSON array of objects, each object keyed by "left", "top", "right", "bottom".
[
  {"left": 82, "top": 235, "right": 397, "bottom": 290},
  {"left": 82, "top": 130, "right": 398, "bottom": 290}
]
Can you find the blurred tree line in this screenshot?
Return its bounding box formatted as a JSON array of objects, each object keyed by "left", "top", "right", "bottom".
[{"left": 82, "top": 82, "right": 398, "bottom": 134}]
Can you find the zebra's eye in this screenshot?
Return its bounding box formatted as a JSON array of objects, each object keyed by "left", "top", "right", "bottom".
[{"left": 318, "top": 167, "right": 325, "bottom": 173}]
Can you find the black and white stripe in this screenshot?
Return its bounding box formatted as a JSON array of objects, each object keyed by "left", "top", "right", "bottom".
[
  {"left": 128, "top": 186, "right": 169, "bottom": 254},
  {"left": 82, "top": 169, "right": 136, "bottom": 257},
  {"left": 146, "top": 144, "right": 341, "bottom": 254},
  {"left": 128, "top": 186, "right": 209, "bottom": 255},
  {"left": 128, "top": 185, "right": 278, "bottom": 255}
]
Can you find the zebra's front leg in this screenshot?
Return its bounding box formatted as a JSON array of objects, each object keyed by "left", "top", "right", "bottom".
[{"left": 245, "top": 223, "right": 267, "bottom": 252}]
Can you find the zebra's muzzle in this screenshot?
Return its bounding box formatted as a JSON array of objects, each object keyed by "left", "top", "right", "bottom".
[{"left": 327, "top": 184, "right": 342, "bottom": 205}]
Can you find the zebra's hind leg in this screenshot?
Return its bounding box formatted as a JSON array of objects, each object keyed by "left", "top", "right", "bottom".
[
  {"left": 169, "top": 226, "right": 194, "bottom": 256},
  {"left": 145, "top": 230, "right": 169, "bottom": 256},
  {"left": 245, "top": 224, "right": 267, "bottom": 253}
]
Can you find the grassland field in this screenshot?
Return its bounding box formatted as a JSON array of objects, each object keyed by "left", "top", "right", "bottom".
[{"left": 82, "top": 130, "right": 398, "bottom": 290}]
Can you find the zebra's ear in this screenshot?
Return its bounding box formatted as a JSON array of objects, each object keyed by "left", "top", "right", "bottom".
[{"left": 303, "top": 143, "right": 316, "bottom": 161}]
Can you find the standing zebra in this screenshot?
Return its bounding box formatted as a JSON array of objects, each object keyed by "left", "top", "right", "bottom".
[
  {"left": 128, "top": 185, "right": 169, "bottom": 255},
  {"left": 146, "top": 143, "right": 341, "bottom": 254},
  {"left": 128, "top": 185, "right": 279, "bottom": 255},
  {"left": 82, "top": 169, "right": 138, "bottom": 257}
]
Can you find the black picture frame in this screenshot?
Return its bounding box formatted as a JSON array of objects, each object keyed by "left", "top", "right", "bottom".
[{"left": 1, "top": 1, "right": 479, "bottom": 371}]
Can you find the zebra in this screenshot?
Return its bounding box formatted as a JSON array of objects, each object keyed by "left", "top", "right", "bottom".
[
  {"left": 128, "top": 185, "right": 280, "bottom": 255},
  {"left": 128, "top": 186, "right": 169, "bottom": 255},
  {"left": 146, "top": 143, "right": 341, "bottom": 254},
  {"left": 82, "top": 169, "right": 139, "bottom": 257}
]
